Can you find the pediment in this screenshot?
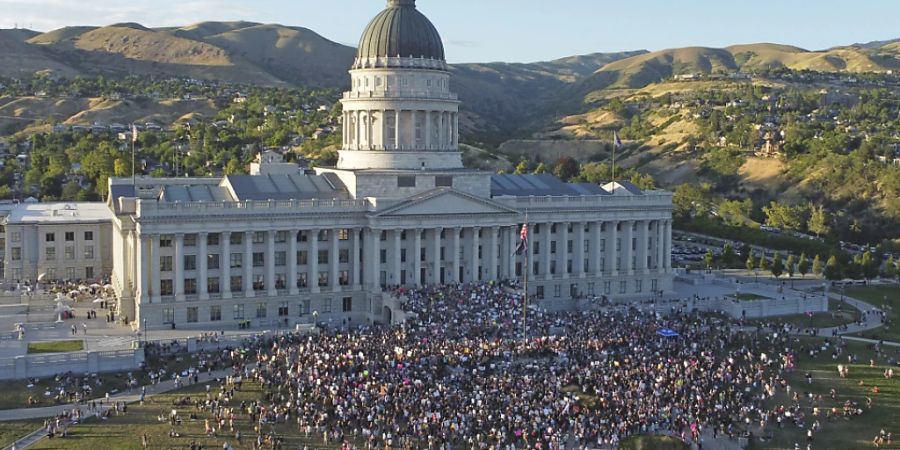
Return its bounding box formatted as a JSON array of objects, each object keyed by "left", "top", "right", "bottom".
[{"left": 376, "top": 189, "right": 519, "bottom": 217}]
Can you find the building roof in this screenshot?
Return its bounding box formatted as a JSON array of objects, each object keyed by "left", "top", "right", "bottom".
[
  {"left": 224, "top": 174, "right": 348, "bottom": 201},
  {"left": 160, "top": 185, "right": 233, "bottom": 203},
  {"left": 357, "top": 0, "right": 445, "bottom": 62},
  {"left": 490, "top": 174, "right": 611, "bottom": 197},
  {"left": 5, "top": 202, "right": 114, "bottom": 225}
]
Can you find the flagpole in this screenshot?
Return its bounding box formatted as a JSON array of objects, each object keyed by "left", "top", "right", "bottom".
[
  {"left": 522, "top": 210, "right": 529, "bottom": 345},
  {"left": 611, "top": 131, "right": 618, "bottom": 182},
  {"left": 131, "top": 123, "right": 136, "bottom": 186}
]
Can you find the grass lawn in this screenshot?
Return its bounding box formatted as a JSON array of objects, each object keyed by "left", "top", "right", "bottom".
[
  {"left": 26, "top": 340, "right": 84, "bottom": 354},
  {"left": 0, "top": 420, "right": 45, "bottom": 448},
  {"left": 748, "top": 299, "right": 860, "bottom": 329},
  {"left": 735, "top": 293, "right": 772, "bottom": 301},
  {"left": 748, "top": 337, "right": 900, "bottom": 450},
  {"left": 0, "top": 351, "right": 200, "bottom": 411},
  {"left": 620, "top": 435, "right": 689, "bottom": 450},
  {"left": 844, "top": 285, "right": 900, "bottom": 342}
]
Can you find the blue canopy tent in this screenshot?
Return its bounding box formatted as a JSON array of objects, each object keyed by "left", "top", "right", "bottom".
[{"left": 656, "top": 328, "right": 680, "bottom": 338}]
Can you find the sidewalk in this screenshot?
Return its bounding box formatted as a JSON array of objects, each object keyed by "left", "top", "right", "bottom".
[{"left": 0, "top": 366, "right": 238, "bottom": 450}]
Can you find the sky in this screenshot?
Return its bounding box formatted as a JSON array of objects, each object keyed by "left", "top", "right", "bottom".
[{"left": 1, "top": 0, "right": 898, "bottom": 63}]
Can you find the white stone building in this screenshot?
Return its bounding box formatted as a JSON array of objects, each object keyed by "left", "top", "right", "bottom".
[
  {"left": 107, "top": 0, "right": 673, "bottom": 329},
  {"left": 1, "top": 203, "right": 113, "bottom": 283}
]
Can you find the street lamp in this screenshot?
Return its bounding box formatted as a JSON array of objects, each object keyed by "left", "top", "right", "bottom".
[{"left": 143, "top": 318, "right": 148, "bottom": 346}]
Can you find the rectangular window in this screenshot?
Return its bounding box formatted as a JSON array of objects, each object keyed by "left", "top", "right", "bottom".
[
  {"left": 551, "top": 241, "right": 557, "bottom": 253},
  {"left": 45, "top": 233, "right": 55, "bottom": 242},
  {"left": 278, "top": 302, "right": 289, "bottom": 317},
  {"left": 84, "top": 246, "right": 94, "bottom": 260},
  {"left": 275, "top": 251, "right": 286, "bottom": 266},
  {"left": 210, "top": 305, "right": 222, "bottom": 322},
  {"left": 208, "top": 277, "right": 220, "bottom": 294},
  {"left": 554, "top": 284, "right": 561, "bottom": 298},
  {"left": 651, "top": 279, "right": 658, "bottom": 293},
  {"left": 298, "top": 300, "right": 311, "bottom": 316},
  {"left": 230, "top": 233, "right": 242, "bottom": 245},
  {"left": 619, "top": 281, "right": 627, "bottom": 294},
  {"left": 435, "top": 175, "right": 453, "bottom": 187},
  {"left": 160, "top": 256, "right": 173, "bottom": 272},
  {"left": 85, "top": 266, "right": 94, "bottom": 280},
  {"left": 184, "top": 255, "right": 197, "bottom": 271},
  {"left": 160, "top": 235, "right": 172, "bottom": 248},
  {"left": 253, "top": 232, "right": 265, "bottom": 244},
  {"left": 604, "top": 281, "right": 611, "bottom": 295},
  {"left": 588, "top": 282, "right": 595, "bottom": 295},
  {"left": 256, "top": 303, "right": 267, "bottom": 319},
  {"left": 321, "top": 298, "right": 332, "bottom": 313},
  {"left": 318, "top": 230, "right": 329, "bottom": 242},
  {"left": 186, "top": 307, "right": 198, "bottom": 323},
  {"left": 253, "top": 275, "right": 265, "bottom": 291},
  {"left": 84, "top": 231, "right": 94, "bottom": 241},
  {"left": 10, "top": 247, "right": 20, "bottom": 261},
  {"left": 230, "top": 276, "right": 242, "bottom": 292},
  {"left": 65, "top": 246, "right": 75, "bottom": 260},
  {"left": 318, "top": 250, "right": 328, "bottom": 265},
  {"left": 297, "top": 251, "right": 308, "bottom": 265},
  {"left": 275, "top": 273, "right": 286, "bottom": 289},
  {"left": 635, "top": 280, "right": 643, "bottom": 293},
  {"left": 10, "top": 231, "right": 20, "bottom": 243},
  {"left": 534, "top": 241, "right": 540, "bottom": 255},
  {"left": 275, "top": 231, "right": 288, "bottom": 243},
  {"left": 162, "top": 308, "right": 174, "bottom": 324},
  {"left": 339, "top": 270, "right": 350, "bottom": 286},
  {"left": 233, "top": 304, "right": 244, "bottom": 320},
  {"left": 65, "top": 267, "right": 75, "bottom": 280},
  {"left": 318, "top": 272, "right": 329, "bottom": 287},
  {"left": 397, "top": 176, "right": 416, "bottom": 187},
  {"left": 184, "top": 278, "right": 197, "bottom": 295},
  {"left": 208, "top": 254, "right": 219, "bottom": 269},
  {"left": 297, "top": 231, "right": 308, "bottom": 242},
  {"left": 253, "top": 252, "right": 265, "bottom": 267},
  {"left": 380, "top": 249, "right": 386, "bottom": 264},
  {"left": 339, "top": 249, "right": 350, "bottom": 264},
  {"left": 45, "top": 247, "right": 56, "bottom": 261},
  {"left": 536, "top": 286, "right": 545, "bottom": 300},
  {"left": 297, "top": 273, "right": 307, "bottom": 288},
  {"left": 160, "top": 279, "right": 174, "bottom": 296},
  {"left": 230, "top": 253, "right": 242, "bottom": 268},
  {"left": 64, "top": 231, "right": 75, "bottom": 242},
  {"left": 338, "top": 229, "right": 350, "bottom": 241},
  {"left": 207, "top": 233, "right": 219, "bottom": 246},
  {"left": 342, "top": 297, "right": 353, "bottom": 312}
]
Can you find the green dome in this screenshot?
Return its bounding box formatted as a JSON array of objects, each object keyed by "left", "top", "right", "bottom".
[{"left": 357, "top": 0, "right": 445, "bottom": 62}]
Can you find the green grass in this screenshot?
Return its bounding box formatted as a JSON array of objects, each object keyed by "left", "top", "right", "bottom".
[
  {"left": 748, "top": 299, "right": 860, "bottom": 329},
  {"left": 0, "top": 420, "right": 44, "bottom": 448},
  {"left": 844, "top": 285, "right": 900, "bottom": 342},
  {"left": 0, "top": 351, "right": 199, "bottom": 411},
  {"left": 26, "top": 340, "right": 84, "bottom": 354},
  {"left": 619, "top": 435, "right": 690, "bottom": 450},
  {"left": 747, "top": 337, "right": 900, "bottom": 450}
]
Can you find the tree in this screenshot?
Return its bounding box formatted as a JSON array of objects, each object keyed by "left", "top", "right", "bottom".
[
  {"left": 746, "top": 253, "right": 757, "bottom": 272},
  {"left": 533, "top": 162, "right": 547, "bottom": 174},
  {"left": 786, "top": 254, "right": 796, "bottom": 279},
  {"left": 759, "top": 254, "right": 770, "bottom": 271},
  {"left": 763, "top": 201, "right": 804, "bottom": 231},
  {"left": 860, "top": 251, "right": 879, "bottom": 280},
  {"left": 722, "top": 244, "right": 736, "bottom": 266},
  {"left": 704, "top": 250, "right": 714, "bottom": 270},
  {"left": 552, "top": 156, "right": 580, "bottom": 181},
  {"left": 672, "top": 183, "right": 712, "bottom": 220},
  {"left": 770, "top": 252, "right": 784, "bottom": 278},
  {"left": 812, "top": 254, "right": 824, "bottom": 276},
  {"left": 798, "top": 252, "right": 809, "bottom": 278},
  {"left": 823, "top": 255, "right": 842, "bottom": 281},
  {"left": 808, "top": 205, "right": 830, "bottom": 237},
  {"left": 883, "top": 255, "right": 898, "bottom": 280},
  {"left": 514, "top": 160, "right": 529, "bottom": 175},
  {"left": 719, "top": 199, "right": 752, "bottom": 227}
]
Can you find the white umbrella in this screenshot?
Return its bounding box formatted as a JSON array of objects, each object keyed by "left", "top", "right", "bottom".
[
  {"left": 54, "top": 302, "right": 73, "bottom": 313},
  {"left": 89, "top": 283, "right": 101, "bottom": 289},
  {"left": 103, "top": 284, "right": 114, "bottom": 290},
  {"left": 92, "top": 298, "right": 104, "bottom": 304},
  {"left": 78, "top": 285, "right": 90, "bottom": 291}
]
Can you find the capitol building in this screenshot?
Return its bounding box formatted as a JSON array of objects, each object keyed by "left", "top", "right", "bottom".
[{"left": 103, "top": 0, "right": 673, "bottom": 329}]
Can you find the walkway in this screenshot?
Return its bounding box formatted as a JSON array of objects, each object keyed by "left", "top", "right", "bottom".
[{"left": 0, "top": 366, "right": 239, "bottom": 450}]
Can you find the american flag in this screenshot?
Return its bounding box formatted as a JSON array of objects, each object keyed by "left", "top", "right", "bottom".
[
  {"left": 515, "top": 223, "right": 529, "bottom": 256},
  {"left": 613, "top": 131, "right": 622, "bottom": 149}
]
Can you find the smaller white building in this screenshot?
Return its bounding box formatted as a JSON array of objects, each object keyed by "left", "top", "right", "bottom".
[
  {"left": 2, "top": 203, "right": 113, "bottom": 283},
  {"left": 249, "top": 150, "right": 304, "bottom": 176}
]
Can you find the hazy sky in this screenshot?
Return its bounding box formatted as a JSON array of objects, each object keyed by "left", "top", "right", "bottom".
[{"left": 1, "top": 0, "right": 898, "bottom": 63}]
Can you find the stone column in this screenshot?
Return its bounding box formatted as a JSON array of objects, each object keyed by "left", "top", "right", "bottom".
[
  {"left": 606, "top": 221, "right": 618, "bottom": 276},
  {"left": 507, "top": 225, "right": 517, "bottom": 279},
  {"left": 623, "top": 221, "right": 634, "bottom": 275},
  {"left": 391, "top": 229, "right": 402, "bottom": 286},
  {"left": 151, "top": 234, "right": 161, "bottom": 303},
  {"left": 574, "top": 222, "right": 585, "bottom": 278},
  {"left": 638, "top": 221, "right": 650, "bottom": 274},
  {"left": 371, "top": 229, "right": 381, "bottom": 289},
  {"left": 413, "top": 229, "right": 422, "bottom": 287},
  {"left": 424, "top": 110, "right": 431, "bottom": 150},
  {"left": 394, "top": 110, "right": 401, "bottom": 150},
  {"left": 430, "top": 228, "right": 441, "bottom": 284},
  {"left": 330, "top": 229, "right": 340, "bottom": 293},
  {"left": 309, "top": 230, "right": 319, "bottom": 293},
  {"left": 451, "top": 227, "right": 460, "bottom": 283},
  {"left": 266, "top": 230, "right": 277, "bottom": 296},
  {"left": 410, "top": 110, "right": 417, "bottom": 147},
  {"left": 542, "top": 223, "right": 552, "bottom": 280},
  {"left": 665, "top": 220, "right": 673, "bottom": 271},
  {"left": 198, "top": 232, "right": 209, "bottom": 300},
  {"left": 656, "top": 221, "right": 665, "bottom": 273},
  {"left": 288, "top": 230, "right": 299, "bottom": 295},
  {"left": 470, "top": 227, "right": 480, "bottom": 281},
  {"left": 221, "top": 232, "right": 232, "bottom": 299},
  {"left": 454, "top": 112, "right": 459, "bottom": 147},
  {"left": 590, "top": 222, "right": 601, "bottom": 277},
  {"left": 244, "top": 231, "right": 254, "bottom": 298},
  {"left": 138, "top": 235, "right": 150, "bottom": 303},
  {"left": 174, "top": 233, "right": 184, "bottom": 301},
  {"left": 488, "top": 226, "right": 499, "bottom": 281},
  {"left": 559, "top": 223, "right": 569, "bottom": 279},
  {"left": 351, "top": 228, "right": 361, "bottom": 290}
]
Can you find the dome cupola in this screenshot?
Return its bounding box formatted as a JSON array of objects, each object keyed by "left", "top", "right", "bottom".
[{"left": 355, "top": 0, "right": 446, "bottom": 68}]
